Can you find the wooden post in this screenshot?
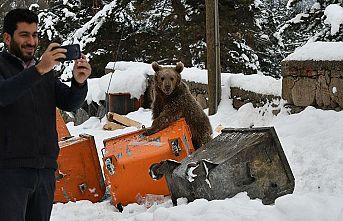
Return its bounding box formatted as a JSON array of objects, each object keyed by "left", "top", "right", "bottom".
[
  {"left": 214, "top": 0, "right": 221, "bottom": 106},
  {"left": 206, "top": 0, "right": 221, "bottom": 115}
]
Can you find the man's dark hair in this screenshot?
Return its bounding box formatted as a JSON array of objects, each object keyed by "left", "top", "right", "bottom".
[{"left": 3, "top": 8, "right": 38, "bottom": 36}]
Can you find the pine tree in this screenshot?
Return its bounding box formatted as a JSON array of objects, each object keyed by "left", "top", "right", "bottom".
[
  {"left": 252, "top": 0, "right": 291, "bottom": 78},
  {"left": 277, "top": 0, "right": 343, "bottom": 56}
]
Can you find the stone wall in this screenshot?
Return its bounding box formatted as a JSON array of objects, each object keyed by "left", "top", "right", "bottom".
[
  {"left": 230, "top": 87, "right": 281, "bottom": 110},
  {"left": 281, "top": 60, "right": 343, "bottom": 111}
]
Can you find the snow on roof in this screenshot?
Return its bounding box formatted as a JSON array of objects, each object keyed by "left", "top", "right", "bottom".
[{"left": 283, "top": 41, "right": 343, "bottom": 61}]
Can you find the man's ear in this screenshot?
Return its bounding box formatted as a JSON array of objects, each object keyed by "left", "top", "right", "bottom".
[{"left": 3, "top": 33, "right": 11, "bottom": 47}]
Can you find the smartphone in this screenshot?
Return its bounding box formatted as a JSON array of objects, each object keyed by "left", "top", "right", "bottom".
[{"left": 56, "top": 44, "right": 81, "bottom": 62}]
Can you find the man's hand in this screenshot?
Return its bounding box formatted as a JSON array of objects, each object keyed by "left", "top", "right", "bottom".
[
  {"left": 36, "top": 43, "right": 66, "bottom": 75},
  {"left": 73, "top": 54, "right": 91, "bottom": 85}
]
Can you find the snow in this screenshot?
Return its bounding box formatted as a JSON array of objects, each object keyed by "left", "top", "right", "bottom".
[
  {"left": 288, "top": 13, "right": 309, "bottom": 24},
  {"left": 61, "top": 8, "right": 76, "bottom": 18},
  {"left": 283, "top": 41, "right": 343, "bottom": 61},
  {"left": 50, "top": 59, "right": 343, "bottom": 220},
  {"left": 100, "top": 61, "right": 154, "bottom": 100},
  {"left": 227, "top": 73, "right": 281, "bottom": 96},
  {"left": 324, "top": 4, "right": 343, "bottom": 35}
]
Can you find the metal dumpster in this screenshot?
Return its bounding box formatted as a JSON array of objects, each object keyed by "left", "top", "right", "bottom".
[{"left": 153, "top": 127, "right": 295, "bottom": 205}]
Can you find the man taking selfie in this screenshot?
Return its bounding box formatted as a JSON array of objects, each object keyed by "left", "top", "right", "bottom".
[{"left": 0, "top": 8, "right": 91, "bottom": 221}]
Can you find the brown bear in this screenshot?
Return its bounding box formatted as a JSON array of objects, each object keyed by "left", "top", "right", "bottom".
[{"left": 143, "top": 61, "right": 212, "bottom": 150}]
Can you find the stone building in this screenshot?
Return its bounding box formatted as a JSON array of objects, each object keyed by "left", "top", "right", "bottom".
[{"left": 281, "top": 42, "right": 343, "bottom": 111}]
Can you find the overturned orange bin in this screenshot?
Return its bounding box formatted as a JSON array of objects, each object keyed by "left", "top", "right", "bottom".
[
  {"left": 54, "top": 134, "right": 105, "bottom": 203},
  {"left": 54, "top": 110, "right": 105, "bottom": 203},
  {"left": 102, "top": 118, "right": 195, "bottom": 208}
]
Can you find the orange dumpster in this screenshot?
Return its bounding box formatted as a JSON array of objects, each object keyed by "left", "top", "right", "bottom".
[
  {"left": 54, "top": 110, "right": 105, "bottom": 203},
  {"left": 54, "top": 134, "right": 105, "bottom": 203},
  {"left": 102, "top": 118, "right": 195, "bottom": 209}
]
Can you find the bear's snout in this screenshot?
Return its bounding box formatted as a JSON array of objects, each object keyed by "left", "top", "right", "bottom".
[
  {"left": 162, "top": 82, "right": 173, "bottom": 95},
  {"left": 164, "top": 83, "right": 171, "bottom": 91}
]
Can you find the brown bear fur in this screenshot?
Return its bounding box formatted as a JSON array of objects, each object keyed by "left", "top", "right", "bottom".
[{"left": 143, "top": 61, "right": 212, "bottom": 149}]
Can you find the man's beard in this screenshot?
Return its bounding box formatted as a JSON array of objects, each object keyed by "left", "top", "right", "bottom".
[{"left": 9, "top": 38, "right": 36, "bottom": 62}]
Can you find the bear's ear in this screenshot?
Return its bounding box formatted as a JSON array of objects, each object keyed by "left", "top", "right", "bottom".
[
  {"left": 152, "top": 62, "right": 161, "bottom": 72},
  {"left": 175, "top": 62, "right": 184, "bottom": 73}
]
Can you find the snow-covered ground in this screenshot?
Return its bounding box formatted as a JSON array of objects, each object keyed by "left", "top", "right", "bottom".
[{"left": 51, "top": 61, "right": 343, "bottom": 221}]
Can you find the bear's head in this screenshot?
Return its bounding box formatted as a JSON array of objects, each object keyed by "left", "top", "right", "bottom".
[{"left": 152, "top": 61, "right": 184, "bottom": 95}]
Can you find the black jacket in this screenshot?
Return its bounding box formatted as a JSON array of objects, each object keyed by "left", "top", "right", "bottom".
[{"left": 0, "top": 51, "right": 88, "bottom": 169}]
